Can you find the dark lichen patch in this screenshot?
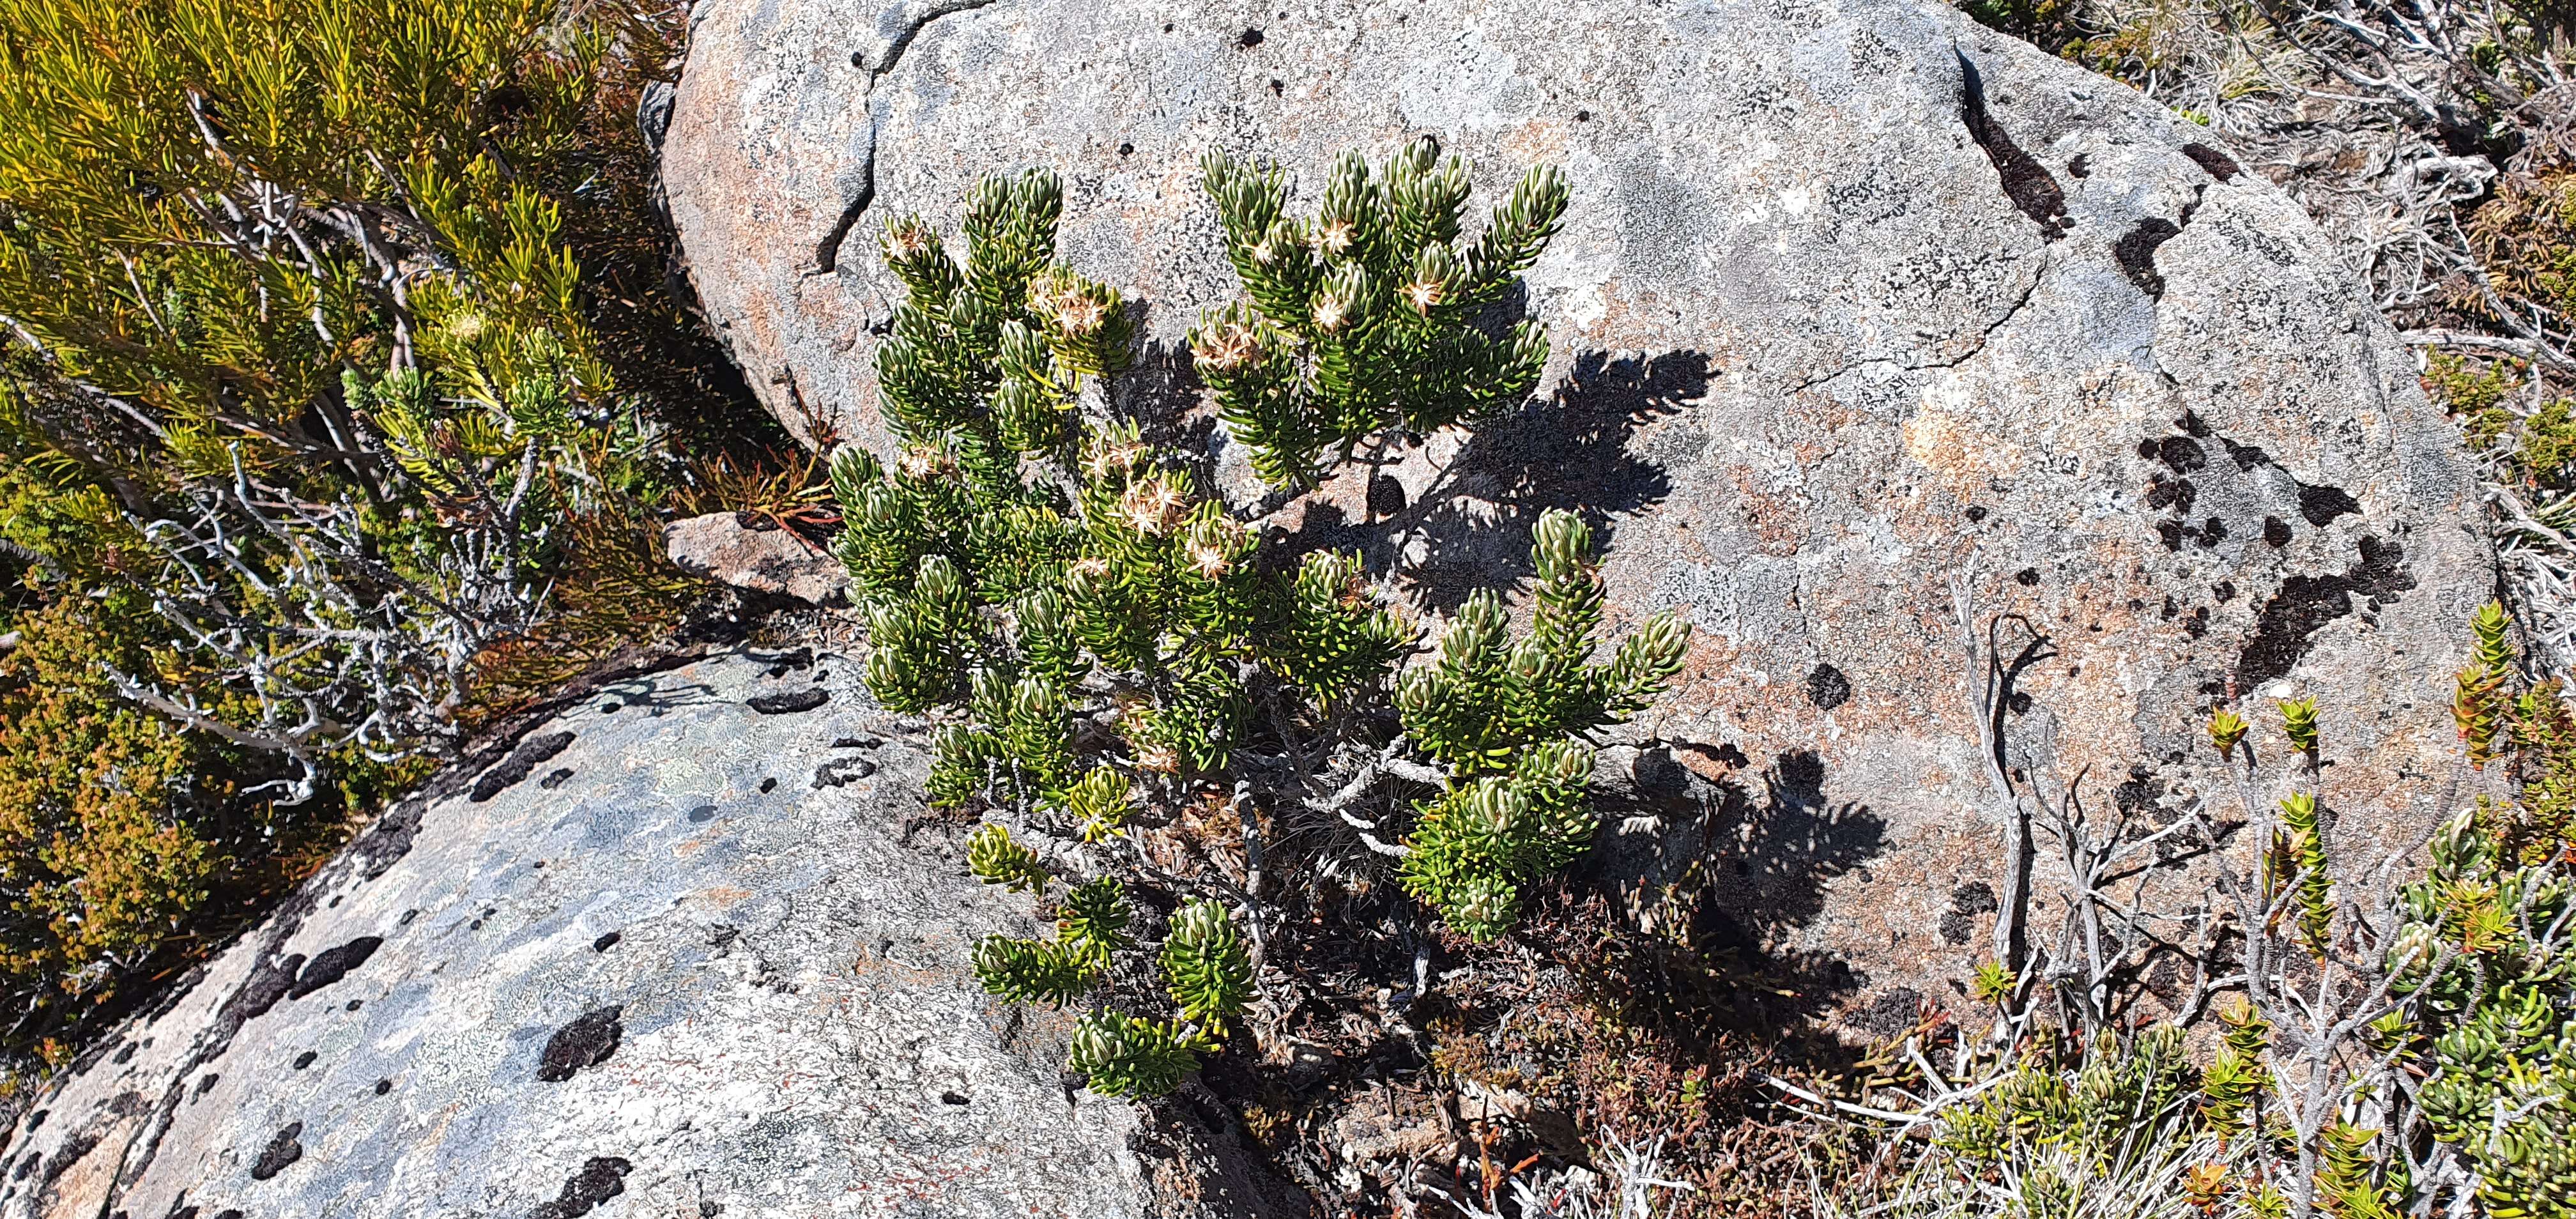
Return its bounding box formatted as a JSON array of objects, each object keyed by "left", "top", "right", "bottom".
[
  {"left": 2264, "top": 516, "right": 2292, "bottom": 547},
  {"left": 227, "top": 953, "right": 305, "bottom": 1023},
  {"left": 288, "top": 937, "right": 383, "bottom": 1000},
  {"left": 2145, "top": 474, "right": 2195, "bottom": 514},
  {"left": 472, "top": 732, "right": 577, "bottom": 802},
  {"left": 2297, "top": 482, "right": 2361, "bottom": 527},
  {"left": 746, "top": 688, "right": 829, "bottom": 715},
  {"left": 539, "top": 767, "right": 576, "bottom": 790},
  {"left": 249, "top": 1122, "right": 303, "bottom": 1181},
  {"left": 530, "top": 1156, "right": 634, "bottom": 1219},
  {"left": 2236, "top": 535, "right": 2416, "bottom": 692},
  {"left": 1849, "top": 986, "right": 1924, "bottom": 1037},
  {"left": 2214, "top": 434, "right": 2361, "bottom": 530},
  {"left": 537, "top": 1006, "right": 624, "bottom": 1082},
  {"left": 1957, "top": 52, "right": 2069, "bottom": 241},
  {"left": 374, "top": 1078, "right": 393, "bottom": 1096},
  {"left": 192, "top": 1072, "right": 219, "bottom": 1100},
  {"left": 687, "top": 805, "right": 719, "bottom": 824},
  {"left": 2113, "top": 217, "right": 2183, "bottom": 296},
  {"left": 2012, "top": 567, "right": 2041, "bottom": 586},
  {"left": 2113, "top": 766, "right": 2170, "bottom": 820},
  {"left": 1938, "top": 880, "right": 1998, "bottom": 946},
  {"left": 831, "top": 735, "right": 882, "bottom": 749},
  {"left": 2181, "top": 141, "right": 2241, "bottom": 181},
  {"left": 41, "top": 1131, "right": 98, "bottom": 1186},
  {"left": 811, "top": 756, "right": 880, "bottom": 789},
  {"left": 1805, "top": 663, "right": 1852, "bottom": 711},
  {"left": 2149, "top": 435, "right": 2207, "bottom": 473},
  {"left": 292, "top": 1051, "right": 316, "bottom": 1071},
  {"left": 592, "top": 931, "right": 622, "bottom": 953}
]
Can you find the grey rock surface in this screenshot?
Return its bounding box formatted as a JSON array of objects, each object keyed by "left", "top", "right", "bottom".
[
  {"left": 0, "top": 649, "right": 1303, "bottom": 1219},
  {"left": 664, "top": 0, "right": 2497, "bottom": 1013},
  {"left": 664, "top": 511, "right": 852, "bottom": 604}
]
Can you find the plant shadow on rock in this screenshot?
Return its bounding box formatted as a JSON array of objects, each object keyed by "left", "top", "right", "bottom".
[
  {"left": 1195, "top": 745, "right": 1892, "bottom": 1207},
  {"left": 1575, "top": 745, "right": 1892, "bottom": 1038},
  {"left": 1110, "top": 302, "right": 1224, "bottom": 464},
  {"left": 1282, "top": 349, "right": 1706, "bottom": 610}
]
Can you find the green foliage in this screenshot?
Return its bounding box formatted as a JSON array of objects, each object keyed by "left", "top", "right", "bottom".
[
  {"left": 2198, "top": 1000, "right": 2269, "bottom": 1137},
  {"left": 2208, "top": 706, "right": 2249, "bottom": 760},
  {"left": 2459, "top": 600, "right": 2516, "bottom": 766},
  {"left": 866, "top": 554, "right": 981, "bottom": 717},
  {"left": 1268, "top": 549, "right": 1412, "bottom": 712},
  {"left": 965, "top": 822, "right": 1048, "bottom": 893},
  {"left": 970, "top": 933, "right": 1096, "bottom": 1005},
  {"left": 0, "top": 597, "right": 226, "bottom": 1000},
  {"left": 2315, "top": 1121, "right": 2404, "bottom": 1219},
  {"left": 1052, "top": 767, "right": 1135, "bottom": 843},
  {"left": 2505, "top": 681, "right": 2576, "bottom": 861},
  {"left": 1970, "top": 959, "right": 2017, "bottom": 1006},
  {"left": 1399, "top": 740, "right": 1597, "bottom": 940},
  {"left": 1059, "top": 877, "right": 1133, "bottom": 960},
  {"left": 1160, "top": 898, "right": 1252, "bottom": 1043},
  {"left": 1397, "top": 510, "right": 1689, "bottom": 776},
  {"left": 928, "top": 668, "right": 1077, "bottom": 811},
  {"left": 1067, "top": 1009, "right": 1199, "bottom": 1099},
  {"left": 2277, "top": 697, "right": 2320, "bottom": 755},
  {"left": 2424, "top": 352, "right": 2576, "bottom": 494},
  {"left": 1192, "top": 139, "right": 1565, "bottom": 489},
  {"left": 971, "top": 875, "right": 1130, "bottom": 1006},
  {"left": 1928, "top": 1027, "right": 2205, "bottom": 1181},
  {"left": 0, "top": 0, "right": 728, "bottom": 1055},
  {"left": 2274, "top": 792, "right": 2335, "bottom": 958},
  {"left": 835, "top": 154, "right": 1685, "bottom": 1096},
  {"left": 2395, "top": 809, "right": 2575, "bottom": 1218}
]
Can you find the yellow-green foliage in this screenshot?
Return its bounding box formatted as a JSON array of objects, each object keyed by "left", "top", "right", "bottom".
[
  {"left": 0, "top": 0, "right": 724, "bottom": 1055},
  {"left": 2396, "top": 809, "right": 2575, "bottom": 1218},
  {"left": 1929, "top": 1027, "right": 2203, "bottom": 1179},
  {"left": 2198, "top": 1000, "right": 2267, "bottom": 1136},
  {"left": 0, "top": 600, "right": 217, "bottom": 990},
  {"left": 2421, "top": 351, "right": 2576, "bottom": 494},
  {"left": 0, "top": 0, "right": 603, "bottom": 435}
]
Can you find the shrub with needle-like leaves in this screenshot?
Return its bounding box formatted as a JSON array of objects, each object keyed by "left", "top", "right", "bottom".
[
  {"left": 1192, "top": 139, "right": 1567, "bottom": 489},
  {"left": 832, "top": 152, "right": 1687, "bottom": 1096}
]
